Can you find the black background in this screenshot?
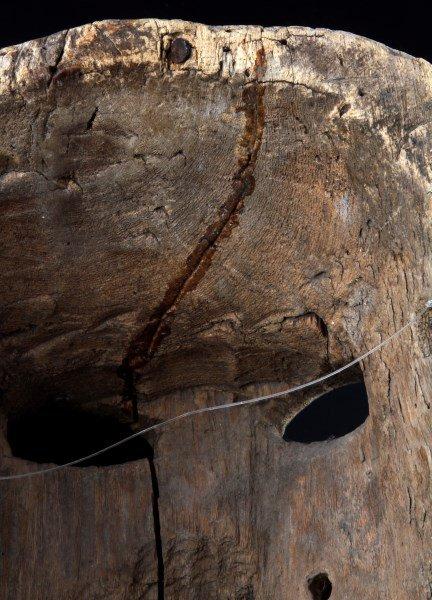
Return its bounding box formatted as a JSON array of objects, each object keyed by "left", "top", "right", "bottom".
[{"left": 0, "top": 1, "right": 430, "bottom": 62}]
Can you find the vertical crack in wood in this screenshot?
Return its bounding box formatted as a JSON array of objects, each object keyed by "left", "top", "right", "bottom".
[
  {"left": 148, "top": 451, "right": 165, "bottom": 599},
  {"left": 118, "top": 50, "right": 267, "bottom": 414},
  {"left": 46, "top": 30, "right": 69, "bottom": 88}
]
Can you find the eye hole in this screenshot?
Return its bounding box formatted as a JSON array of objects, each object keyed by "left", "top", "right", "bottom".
[
  {"left": 283, "top": 380, "right": 369, "bottom": 443},
  {"left": 308, "top": 573, "right": 332, "bottom": 599},
  {"left": 7, "top": 404, "right": 151, "bottom": 467}
]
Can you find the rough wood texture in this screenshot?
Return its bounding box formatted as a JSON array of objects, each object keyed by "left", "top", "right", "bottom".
[{"left": 1, "top": 19, "right": 432, "bottom": 599}]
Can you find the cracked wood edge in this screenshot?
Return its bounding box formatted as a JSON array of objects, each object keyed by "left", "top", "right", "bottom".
[{"left": 1, "top": 19, "right": 432, "bottom": 107}]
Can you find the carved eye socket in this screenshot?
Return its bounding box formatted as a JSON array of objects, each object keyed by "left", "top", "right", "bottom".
[
  {"left": 7, "top": 405, "right": 151, "bottom": 467},
  {"left": 283, "top": 380, "right": 369, "bottom": 443}
]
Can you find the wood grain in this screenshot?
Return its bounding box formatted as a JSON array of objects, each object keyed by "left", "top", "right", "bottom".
[{"left": 0, "top": 19, "right": 432, "bottom": 599}]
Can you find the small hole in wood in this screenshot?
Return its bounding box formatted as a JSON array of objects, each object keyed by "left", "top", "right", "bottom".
[
  {"left": 7, "top": 404, "right": 152, "bottom": 466},
  {"left": 308, "top": 573, "right": 332, "bottom": 599},
  {"left": 283, "top": 381, "right": 369, "bottom": 443}
]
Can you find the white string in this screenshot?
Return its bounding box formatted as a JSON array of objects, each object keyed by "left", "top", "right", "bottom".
[{"left": 1, "top": 301, "right": 431, "bottom": 481}]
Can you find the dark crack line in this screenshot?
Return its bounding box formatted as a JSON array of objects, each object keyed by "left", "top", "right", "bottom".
[
  {"left": 86, "top": 107, "right": 99, "bottom": 130},
  {"left": 47, "top": 30, "right": 68, "bottom": 88},
  {"left": 118, "top": 50, "right": 267, "bottom": 413},
  {"left": 148, "top": 454, "right": 165, "bottom": 600}
]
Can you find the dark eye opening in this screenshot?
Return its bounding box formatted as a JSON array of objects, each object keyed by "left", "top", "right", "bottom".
[
  {"left": 283, "top": 380, "right": 369, "bottom": 444},
  {"left": 7, "top": 404, "right": 151, "bottom": 467}
]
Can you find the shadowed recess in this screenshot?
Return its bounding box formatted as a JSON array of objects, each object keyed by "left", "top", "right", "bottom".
[
  {"left": 308, "top": 572, "right": 332, "bottom": 599},
  {"left": 7, "top": 404, "right": 152, "bottom": 466},
  {"left": 283, "top": 381, "right": 369, "bottom": 443}
]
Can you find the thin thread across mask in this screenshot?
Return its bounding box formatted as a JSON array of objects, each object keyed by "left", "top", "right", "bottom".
[{"left": 1, "top": 300, "right": 431, "bottom": 481}]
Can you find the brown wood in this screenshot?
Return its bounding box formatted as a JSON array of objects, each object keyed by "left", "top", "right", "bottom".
[{"left": 1, "top": 18, "right": 432, "bottom": 599}]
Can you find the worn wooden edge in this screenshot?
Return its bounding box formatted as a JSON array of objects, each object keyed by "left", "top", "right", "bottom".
[{"left": 1, "top": 19, "right": 431, "bottom": 108}]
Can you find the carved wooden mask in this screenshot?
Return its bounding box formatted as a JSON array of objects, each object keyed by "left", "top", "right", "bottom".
[{"left": 1, "top": 20, "right": 431, "bottom": 600}]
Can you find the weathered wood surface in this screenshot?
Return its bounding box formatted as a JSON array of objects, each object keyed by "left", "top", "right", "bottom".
[{"left": 0, "top": 18, "right": 432, "bottom": 599}]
